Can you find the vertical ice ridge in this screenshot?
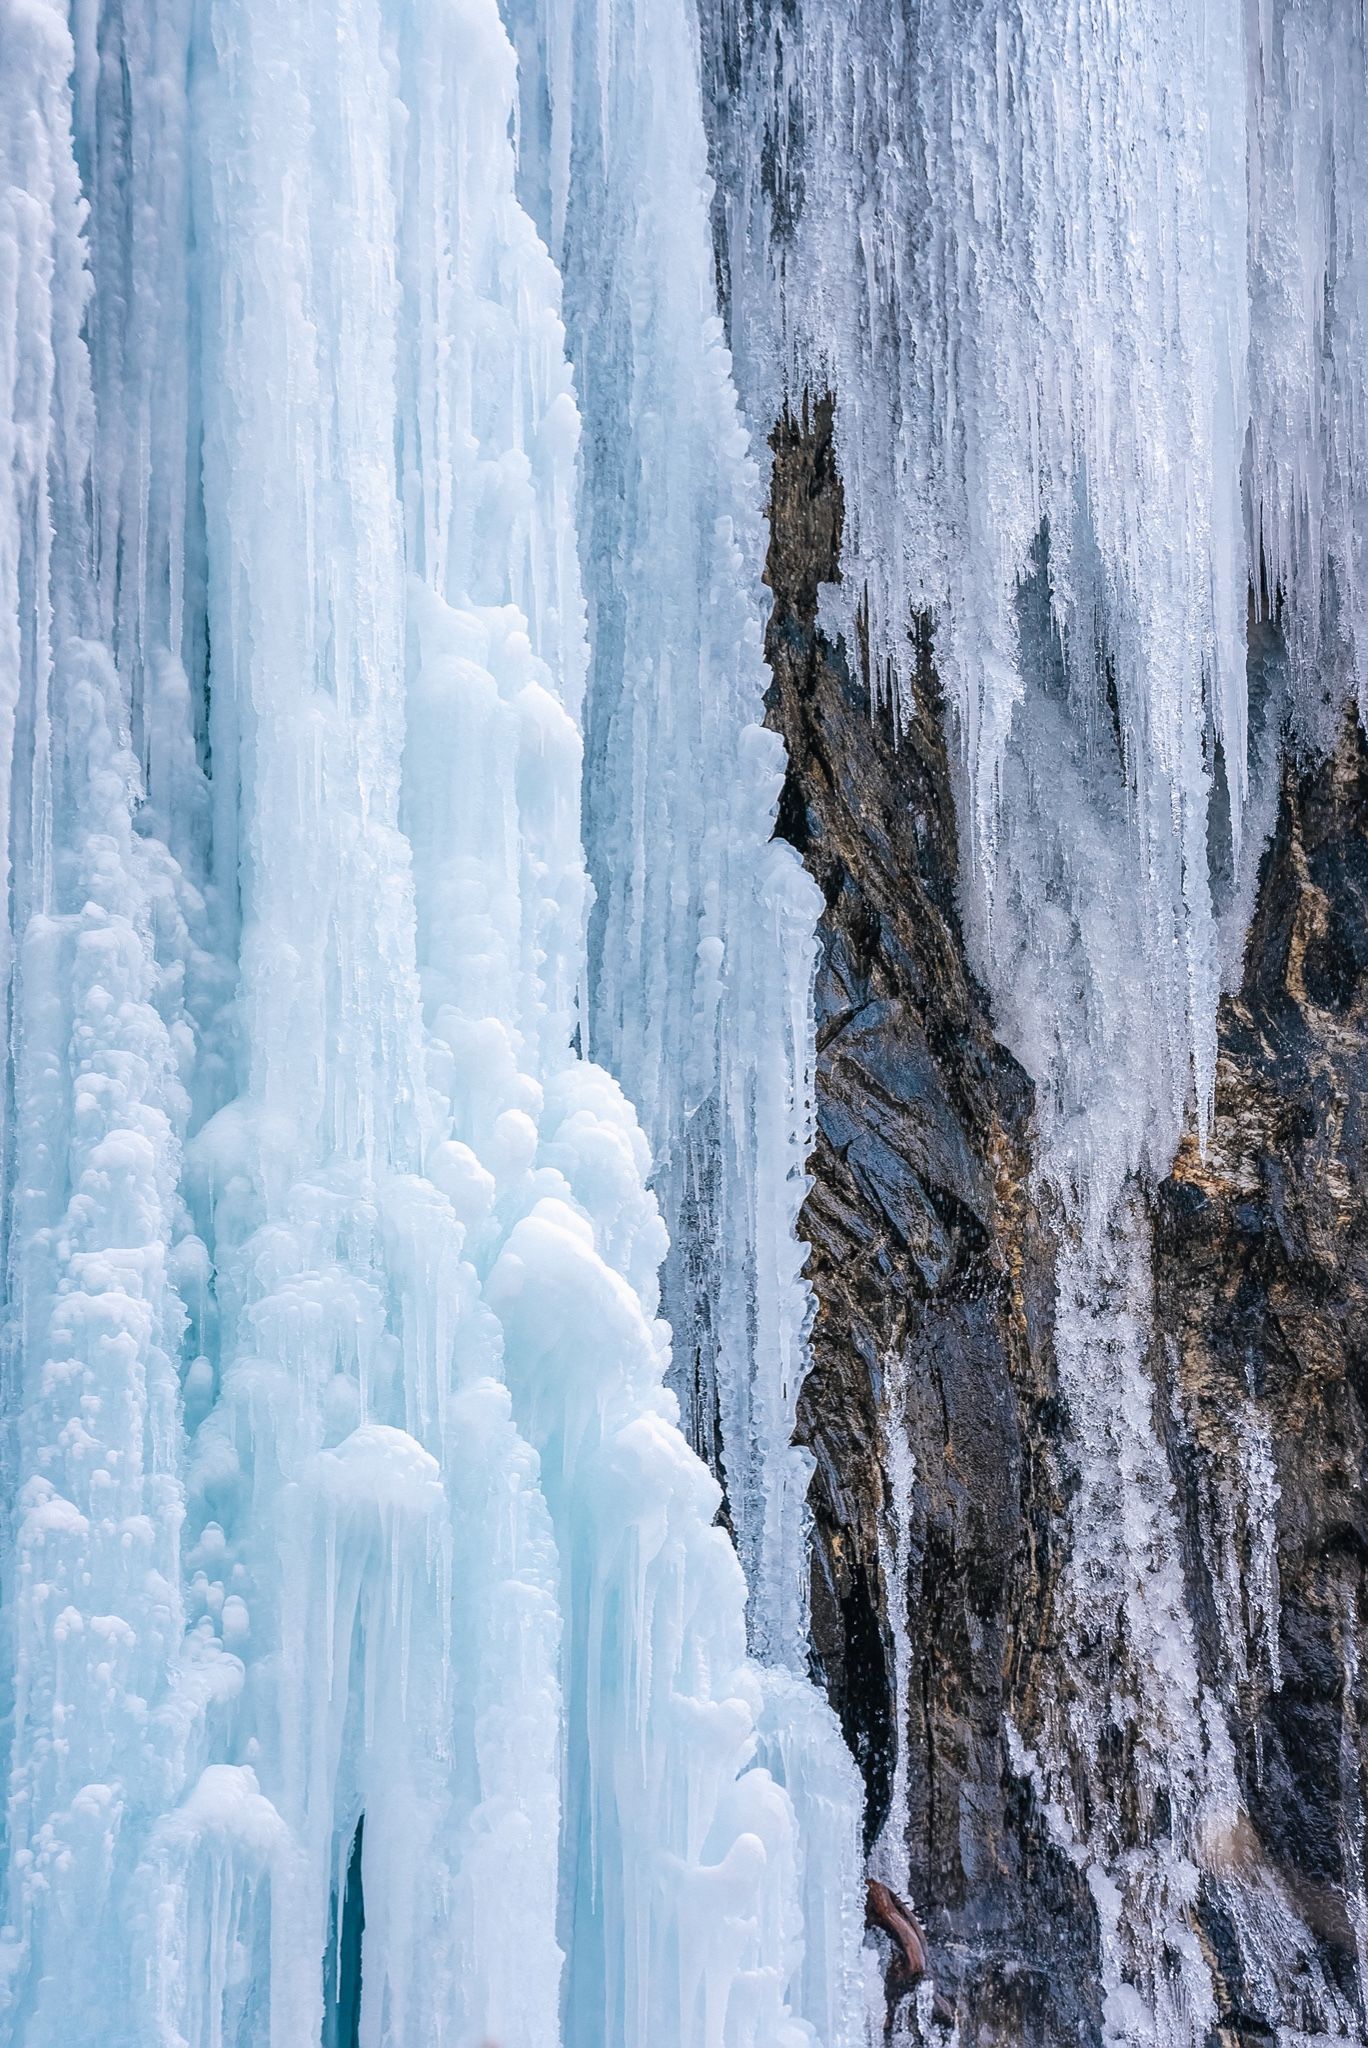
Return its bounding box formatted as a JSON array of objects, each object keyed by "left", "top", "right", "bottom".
[
  {"left": 1, "top": 636, "right": 201, "bottom": 2038},
  {"left": 506, "top": 6, "right": 869, "bottom": 2034},
  {"left": 0, "top": 11, "right": 209, "bottom": 2033},
  {"left": 74, "top": 0, "right": 202, "bottom": 805},
  {"left": 507, "top": 0, "right": 822, "bottom": 1677}
]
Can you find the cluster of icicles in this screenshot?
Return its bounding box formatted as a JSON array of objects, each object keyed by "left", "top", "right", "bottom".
[
  {"left": 711, "top": 0, "right": 1368, "bottom": 1209},
  {"left": 703, "top": 1, "right": 1368, "bottom": 2042},
  {"left": 0, "top": 0, "right": 865, "bottom": 2043}
]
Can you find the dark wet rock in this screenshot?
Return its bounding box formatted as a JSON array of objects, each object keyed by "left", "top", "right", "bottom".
[
  {"left": 763, "top": 397, "right": 1101, "bottom": 2046},
  {"left": 762, "top": 397, "right": 1368, "bottom": 2045},
  {"left": 1155, "top": 710, "right": 1368, "bottom": 2041}
]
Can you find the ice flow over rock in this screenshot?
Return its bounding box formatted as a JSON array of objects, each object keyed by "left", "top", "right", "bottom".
[
  {"left": 0, "top": 0, "right": 865, "bottom": 2042},
  {"left": 699, "top": 2, "right": 1368, "bottom": 2042}
]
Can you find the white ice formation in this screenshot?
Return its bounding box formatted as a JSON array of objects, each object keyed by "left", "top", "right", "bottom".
[
  {"left": 711, "top": 0, "right": 1367, "bottom": 1206},
  {"left": 507, "top": 0, "right": 828, "bottom": 1679},
  {"left": 0, "top": 0, "right": 864, "bottom": 2042}
]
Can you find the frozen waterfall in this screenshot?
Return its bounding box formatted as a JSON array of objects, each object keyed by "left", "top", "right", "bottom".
[
  {"left": 5, "top": 0, "right": 1368, "bottom": 2044},
  {"left": 701, "top": 1, "right": 1368, "bottom": 2043},
  {"left": 0, "top": 0, "right": 863, "bottom": 2041}
]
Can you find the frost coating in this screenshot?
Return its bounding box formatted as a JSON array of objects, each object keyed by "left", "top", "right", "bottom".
[{"left": 0, "top": 0, "right": 862, "bottom": 2041}]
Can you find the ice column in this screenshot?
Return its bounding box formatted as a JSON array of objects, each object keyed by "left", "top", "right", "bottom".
[
  {"left": 508, "top": 2, "right": 869, "bottom": 2035},
  {"left": 509, "top": 0, "right": 826, "bottom": 1666},
  {"left": 0, "top": 7, "right": 213, "bottom": 2036}
]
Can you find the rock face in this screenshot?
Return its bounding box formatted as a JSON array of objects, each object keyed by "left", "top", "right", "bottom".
[
  {"left": 766, "top": 403, "right": 1368, "bottom": 2043},
  {"left": 763, "top": 400, "right": 1101, "bottom": 2044},
  {"left": 1155, "top": 710, "right": 1368, "bottom": 2041}
]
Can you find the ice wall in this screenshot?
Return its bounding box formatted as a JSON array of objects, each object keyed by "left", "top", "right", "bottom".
[{"left": 0, "top": 1, "right": 865, "bottom": 2042}]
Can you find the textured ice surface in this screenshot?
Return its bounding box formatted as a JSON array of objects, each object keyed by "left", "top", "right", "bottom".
[
  {"left": 508, "top": 0, "right": 826, "bottom": 1673},
  {"left": 505, "top": 8, "right": 868, "bottom": 2028},
  {"left": 0, "top": 0, "right": 863, "bottom": 2041},
  {"left": 8, "top": 0, "right": 1367, "bottom": 2043}
]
